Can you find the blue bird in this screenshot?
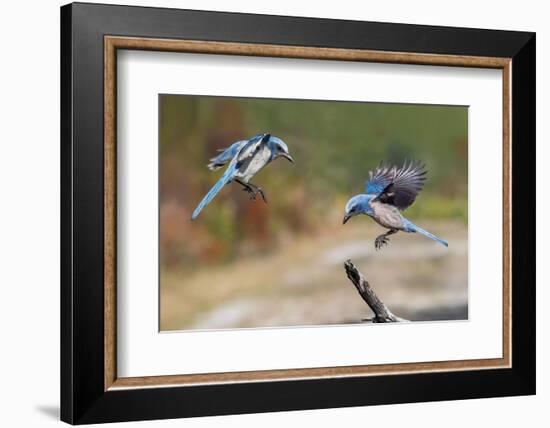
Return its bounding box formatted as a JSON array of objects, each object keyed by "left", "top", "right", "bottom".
[
  {"left": 343, "top": 161, "right": 448, "bottom": 250},
  {"left": 191, "top": 133, "right": 293, "bottom": 220}
]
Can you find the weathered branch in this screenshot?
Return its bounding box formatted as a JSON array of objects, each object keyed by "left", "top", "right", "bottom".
[{"left": 344, "top": 259, "right": 408, "bottom": 323}]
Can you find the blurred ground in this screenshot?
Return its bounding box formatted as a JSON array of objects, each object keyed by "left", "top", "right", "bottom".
[{"left": 160, "top": 217, "right": 467, "bottom": 331}]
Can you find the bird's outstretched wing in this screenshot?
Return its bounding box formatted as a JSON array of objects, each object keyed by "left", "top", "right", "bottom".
[
  {"left": 366, "top": 161, "right": 427, "bottom": 210},
  {"left": 365, "top": 163, "right": 395, "bottom": 195},
  {"left": 207, "top": 140, "right": 248, "bottom": 170}
]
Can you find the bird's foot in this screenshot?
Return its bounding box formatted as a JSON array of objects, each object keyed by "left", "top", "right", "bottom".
[
  {"left": 242, "top": 186, "right": 267, "bottom": 203},
  {"left": 242, "top": 186, "right": 255, "bottom": 199},
  {"left": 374, "top": 235, "right": 390, "bottom": 251}
]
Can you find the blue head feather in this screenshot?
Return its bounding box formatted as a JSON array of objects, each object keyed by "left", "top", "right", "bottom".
[
  {"left": 343, "top": 194, "right": 374, "bottom": 224},
  {"left": 267, "top": 135, "right": 293, "bottom": 162}
]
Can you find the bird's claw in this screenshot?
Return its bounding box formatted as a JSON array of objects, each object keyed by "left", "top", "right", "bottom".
[
  {"left": 374, "top": 236, "right": 389, "bottom": 251},
  {"left": 257, "top": 188, "right": 267, "bottom": 204},
  {"left": 242, "top": 186, "right": 267, "bottom": 203},
  {"left": 242, "top": 187, "right": 256, "bottom": 200}
]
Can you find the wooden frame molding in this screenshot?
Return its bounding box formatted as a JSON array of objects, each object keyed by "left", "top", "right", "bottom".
[{"left": 104, "top": 35, "right": 512, "bottom": 391}]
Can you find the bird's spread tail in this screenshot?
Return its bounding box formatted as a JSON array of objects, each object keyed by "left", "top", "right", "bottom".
[
  {"left": 404, "top": 220, "right": 448, "bottom": 247},
  {"left": 191, "top": 164, "right": 236, "bottom": 220}
]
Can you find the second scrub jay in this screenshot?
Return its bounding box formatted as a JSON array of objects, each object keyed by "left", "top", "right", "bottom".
[
  {"left": 191, "top": 133, "right": 293, "bottom": 220},
  {"left": 343, "top": 161, "right": 448, "bottom": 250}
]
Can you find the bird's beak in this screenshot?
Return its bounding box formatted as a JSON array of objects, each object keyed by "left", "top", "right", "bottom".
[
  {"left": 281, "top": 152, "right": 294, "bottom": 163},
  {"left": 343, "top": 213, "right": 351, "bottom": 225}
]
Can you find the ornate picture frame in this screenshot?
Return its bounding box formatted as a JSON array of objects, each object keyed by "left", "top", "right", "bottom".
[{"left": 61, "top": 2, "right": 535, "bottom": 424}]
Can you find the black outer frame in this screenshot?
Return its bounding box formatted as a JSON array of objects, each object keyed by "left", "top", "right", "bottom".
[{"left": 60, "top": 2, "right": 535, "bottom": 424}]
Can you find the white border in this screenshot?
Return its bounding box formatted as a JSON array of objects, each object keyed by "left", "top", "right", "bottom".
[{"left": 117, "top": 50, "right": 503, "bottom": 377}]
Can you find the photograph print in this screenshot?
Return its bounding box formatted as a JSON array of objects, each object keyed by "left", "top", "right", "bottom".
[{"left": 159, "top": 94, "right": 468, "bottom": 331}]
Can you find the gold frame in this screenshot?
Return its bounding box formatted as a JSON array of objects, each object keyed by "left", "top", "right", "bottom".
[{"left": 104, "top": 36, "right": 512, "bottom": 391}]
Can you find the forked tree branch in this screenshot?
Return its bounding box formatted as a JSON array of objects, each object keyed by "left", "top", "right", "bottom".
[{"left": 344, "top": 259, "right": 408, "bottom": 323}]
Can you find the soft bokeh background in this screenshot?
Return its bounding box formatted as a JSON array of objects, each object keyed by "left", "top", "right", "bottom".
[{"left": 159, "top": 94, "right": 468, "bottom": 331}]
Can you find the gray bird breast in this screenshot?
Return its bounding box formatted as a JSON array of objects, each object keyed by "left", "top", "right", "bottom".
[
  {"left": 369, "top": 200, "right": 405, "bottom": 230},
  {"left": 235, "top": 144, "right": 272, "bottom": 182}
]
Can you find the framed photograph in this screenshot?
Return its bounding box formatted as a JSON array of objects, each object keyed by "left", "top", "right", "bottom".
[{"left": 60, "top": 2, "right": 535, "bottom": 424}]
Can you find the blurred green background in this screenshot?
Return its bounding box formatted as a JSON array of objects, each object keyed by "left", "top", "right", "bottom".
[{"left": 160, "top": 94, "right": 468, "bottom": 331}]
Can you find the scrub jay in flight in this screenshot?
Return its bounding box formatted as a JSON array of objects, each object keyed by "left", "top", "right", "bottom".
[
  {"left": 191, "top": 133, "right": 293, "bottom": 220},
  {"left": 343, "top": 161, "right": 448, "bottom": 250}
]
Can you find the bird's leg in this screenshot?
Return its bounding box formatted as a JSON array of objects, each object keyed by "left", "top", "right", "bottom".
[
  {"left": 235, "top": 179, "right": 267, "bottom": 203},
  {"left": 375, "top": 229, "right": 398, "bottom": 251},
  {"left": 247, "top": 182, "right": 267, "bottom": 203},
  {"left": 235, "top": 179, "right": 255, "bottom": 197}
]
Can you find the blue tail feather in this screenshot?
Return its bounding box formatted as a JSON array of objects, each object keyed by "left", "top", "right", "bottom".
[
  {"left": 191, "top": 164, "right": 236, "bottom": 220},
  {"left": 403, "top": 220, "right": 448, "bottom": 247}
]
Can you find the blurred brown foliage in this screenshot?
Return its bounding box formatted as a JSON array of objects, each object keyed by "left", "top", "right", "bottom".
[{"left": 159, "top": 95, "right": 468, "bottom": 272}]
